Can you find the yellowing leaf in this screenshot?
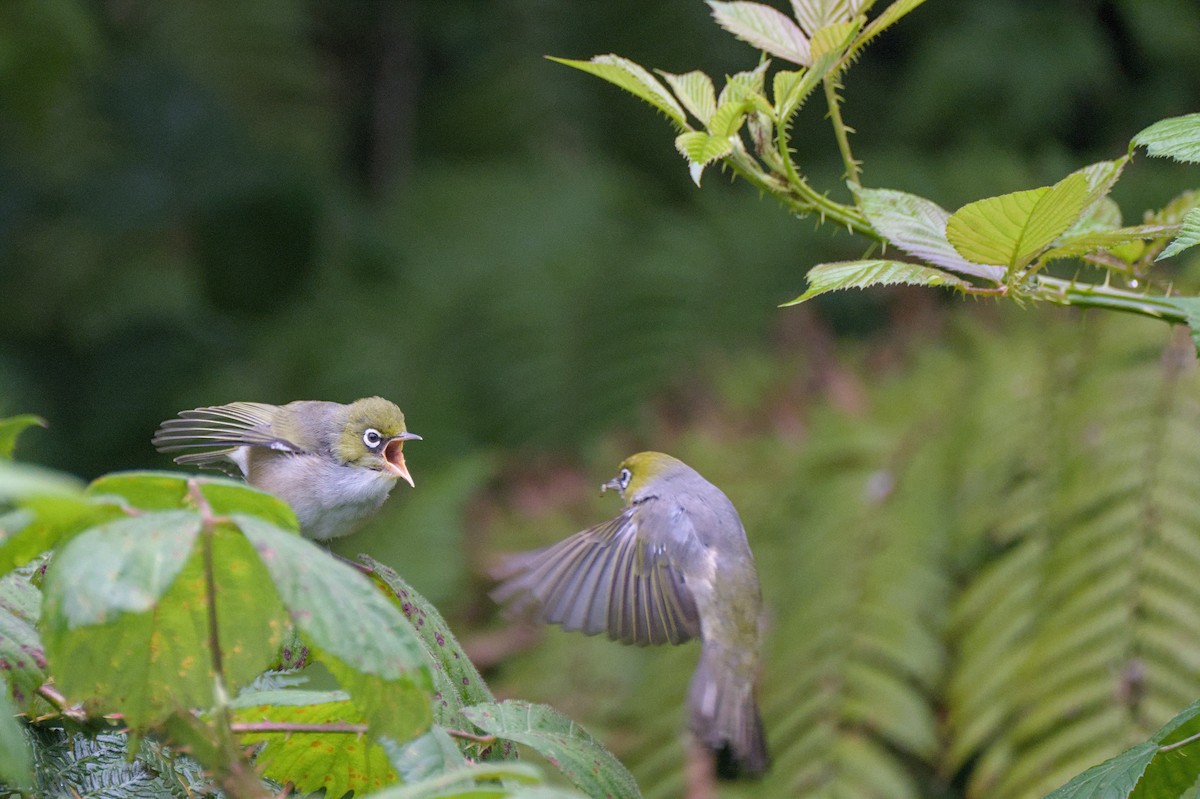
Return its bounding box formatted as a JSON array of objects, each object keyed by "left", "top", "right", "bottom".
[{"left": 946, "top": 172, "right": 1090, "bottom": 270}]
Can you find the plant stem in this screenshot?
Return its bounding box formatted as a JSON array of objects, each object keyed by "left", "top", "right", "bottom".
[
  {"left": 445, "top": 728, "right": 497, "bottom": 745},
  {"left": 1159, "top": 730, "right": 1200, "bottom": 753},
  {"left": 824, "top": 77, "right": 860, "bottom": 187},
  {"left": 230, "top": 721, "right": 368, "bottom": 735},
  {"left": 1035, "top": 276, "right": 1192, "bottom": 324}
]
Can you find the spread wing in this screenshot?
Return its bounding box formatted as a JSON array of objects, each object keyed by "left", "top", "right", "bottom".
[
  {"left": 152, "top": 402, "right": 302, "bottom": 472},
  {"left": 492, "top": 505, "right": 701, "bottom": 646}
]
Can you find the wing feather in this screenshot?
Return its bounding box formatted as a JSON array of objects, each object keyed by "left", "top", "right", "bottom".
[
  {"left": 492, "top": 507, "right": 701, "bottom": 646},
  {"left": 152, "top": 402, "right": 300, "bottom": 472}
]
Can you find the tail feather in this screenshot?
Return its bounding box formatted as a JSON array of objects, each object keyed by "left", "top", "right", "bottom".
[{"left": 688, "top": 649, "right": 769, "bottom": 779}]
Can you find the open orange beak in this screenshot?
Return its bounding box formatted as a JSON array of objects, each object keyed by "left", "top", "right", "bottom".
[{"left": 383, "top": 432, "right": 421, "bottom": 487}]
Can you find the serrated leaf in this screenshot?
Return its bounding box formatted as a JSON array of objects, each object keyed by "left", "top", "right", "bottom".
[
  {"left": 462, "top": 701, "right": 641, "bottom": 799},
  {"left": 717, "top": 60, "right": 769, "bottom": 107},
  {"left": 1072, "top": 159, "right": 1127, "bottom": 219},
  {"left": 236, "top": 515, "right": 432, "bottom": 742},
  {"left": 43, "top": 522, "right": 287, "bottom": 727},
  {"left": 810, "top": 20, "right": 860, "bottom": 61},
  {"left": 674, "top": 132, "right": 733, "bottom": 186},
  {"left": 789, "top": 0, "right": 855, "bottom": 36},
  {"left": 233, "top": 689, "right": 399, "bottom": 797},
  {"left": 708, "top": 1, "right": 811, "bottom": 65},
  {"left": 856, "top": 187, "right": 1004, "bottom": 281},
  {"left": 360, "top": 557, "right": 512, "bottom": 762},
  {"left": 548, "top": 56, "right": 685, "bottom": 127},
  {"left": 0, "top": 417, "right": 44, "bottom": 461},
  {"left": 850, "top": 0, "right": 927, "bottom": 60},
  {"left": 772, "top": 46, "right": 841, "bottom": 122},
  {"left": 946, "top": 172, "right": 1090, "bottom": 270},
  {"left": 782, "top": 259, "right": 969, "bottom": 305},
  {"left": 658, "top": 70, "right": 716, "bottom": 126},
  {"left": 1132, "top": 113, "right": 1200, "bottom": 163},
  {"left": 0, "top": 571, "right": 46, "bottom": 709},
  {"left": 0, "top": 680, "right": 30, "bottom": 790},
  {"left": 1042, "top": 741, "right": 1157, "bottom": 799},
  {"left": 1158, "top": 207, "right": 1200, "bottom": 260},
  {"left": 1042, "top": 224, "right": 1179, "bottom": 262}
]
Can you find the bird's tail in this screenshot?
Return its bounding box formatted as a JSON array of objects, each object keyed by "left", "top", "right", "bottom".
[{"left": 688, "top": 648, "right": 769, "bottom": 779}]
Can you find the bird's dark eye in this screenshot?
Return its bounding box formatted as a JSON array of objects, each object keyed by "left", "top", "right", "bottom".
[
  {"left": 618, "top": 467, "right": 632, "bottom": 490},
  {"left": 363, "top": 428, "right": 383, "bottom": 448}
]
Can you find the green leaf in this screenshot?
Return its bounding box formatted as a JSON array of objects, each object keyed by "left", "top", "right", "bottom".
[
  {"left": 0, "top": 461, "right": 83, "bottom": 503},
  {"left": 0, "top": 416, "right": 44, "bottom": 461},
  {"left": 235, "top": 515, "right": 432, "bottom": 742},
  {"left": 44, "top": 511, "right": 202, "bottom": 626},
  {"left": 717, "top": 60, "right": 769, "bottom": 107},
  {"left": 359, "top": 557, "right": 512, "bottom": 761},
  {"left": 0, "top": 493, "right": 119, "bottom": 575},
  {"left": 849, "top": 0, "right": 928, "bottom": 61},
  {"left": 0, "top": 680, "right": 31, "bottom": 790},
  {"left": 548, "top": 56, "right": 685, "bottom": 127},
  {"left": 1042, "top": 224, "right": 1179, "bottom": 262},
  {"left": 657, "top": 70, "right": 716, "bottom": 126},
  {"left": 856, "top": 187, "right": 1004, "bottom": 281},
  {"left": 946, "top": 172, "right": 1090, "bottom": 270},
  {"left": 233, "top": 689, "right": 399, "bottom": 797},
  {"left": 384, "top": 725, "right": 468, "bottom": 783},
  {"left": 361, "top": 762, "right": 553, "bottom": 799},
  {"left": 1160, "top": 297, "right": 1200, "bottom": 354},
  {"left": 0, "top": 570, "right": 47, "bottom": 709},
  {"left": 674, "top": 132, "right": 733, "bottom": 186},
  {"left": 87, "top": 471, "right": 298, "bottom": 530},
  {"left": 42, "top": 522, "right": 287, "bottom": 727},
  {"left": 782, "top": 259, "right": 969, "bottom": 305},
  {"left": 1157, "top": 207, "right": 1200, "bottom": 260},
  {"left": 462, "top": 701, "right": 642, "bottom": 799},
  {"left": 1041, "top": 741, "right": 1157, "bottom": 799},
  {"left": 772, "top": 47, "right": 840, "bottom": 121},
  {"left": 1132, "top": 112, "right": 1200, "bottom": 163},
  {"left": 707, "top": 1, "right": 811, "bottom": 65},
  {"left": 809, "top": 20, "right": 860, "bottom": 61}
]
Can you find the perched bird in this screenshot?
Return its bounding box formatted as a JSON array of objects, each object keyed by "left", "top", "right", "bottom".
[
  {"left": 152, "top": 397, "right": 420, "bottom": 541},
  {"left": 492, "top": 451, "right": 768, "bottom": 779}
]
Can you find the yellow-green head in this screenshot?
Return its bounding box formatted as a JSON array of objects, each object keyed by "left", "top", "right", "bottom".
[
  {"left": 602, "top": 451, "right": 687, "bottom": 502},
  {"left": 332, "top": 396, "right": 421, "bottom": 485}
]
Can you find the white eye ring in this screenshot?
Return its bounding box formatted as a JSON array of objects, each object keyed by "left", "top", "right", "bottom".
[
  {"left": 363, "top": 428, "right": 383, "bottom": 448},
  {"left": 618, "top": 467, "right": 632, "bottom": 490}
]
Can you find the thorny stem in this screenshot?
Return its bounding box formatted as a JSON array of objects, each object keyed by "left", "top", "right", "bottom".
[
  {"left": 34, "top": 684, "right": 87, "bottom": 723},
  {"left": 445, "top": 728, "right": 497, "bottom": 746},
  {"left": 823, "top": 76, "right": 860, "bottom": 187},
  {"left": 230, "top": 721, "right": 369, "bottom": 735},
  {"left": 1159, "top": 730, "right": 1200, "bottom": 753}
]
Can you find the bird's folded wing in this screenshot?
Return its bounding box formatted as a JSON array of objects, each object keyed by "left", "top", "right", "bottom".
[
  {"left": 152, "top": 402, "right": 302, "bottom": 470},
  {"left": 492, "top": 508, "right": 701, "bottom": 646}
]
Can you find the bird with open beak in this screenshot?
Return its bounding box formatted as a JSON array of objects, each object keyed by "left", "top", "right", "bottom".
[{"left": 152, "top": 396, "right": 419, "bottom": 541}]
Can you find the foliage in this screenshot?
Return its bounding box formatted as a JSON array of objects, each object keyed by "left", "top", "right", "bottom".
[
  {"left": 486, "top": 308, "right": 1200, "bottom": 799},
  {"left": 0, "top": 424, "right": 627, "bottom": 798},
  {"left": 554, "top": 0, "right": 1200, "bottom": 350}
]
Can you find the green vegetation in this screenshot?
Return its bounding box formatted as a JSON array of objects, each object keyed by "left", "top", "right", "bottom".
[{"left": 4, "top": 1, "right": 1200, "bottom": 797}]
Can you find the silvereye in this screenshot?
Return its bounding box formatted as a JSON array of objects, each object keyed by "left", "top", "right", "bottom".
[
  {"left": 492, "top": 451, "right": 768, "bottom": 779},
  {"left": 152, "top": 397, "right": 420, "bottom": 541}
]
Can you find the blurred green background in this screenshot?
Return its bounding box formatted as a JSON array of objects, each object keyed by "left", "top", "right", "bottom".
[{"left": 4, "top": 1, "right": 1200, "bottom": 793}]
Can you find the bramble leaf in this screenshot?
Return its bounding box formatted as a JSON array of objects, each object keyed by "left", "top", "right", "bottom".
[
  {"left": 548, "top": 56, "right": 685, "bottom": 127},
  {"left": 1132, "top": 113, "right": 1200, "bottom": 164},
  {"left": 0, "top": 416, "right": 44, "bottom": 461},
  {"left": 658, "top": 70, "right": 716, "bottom": 126},
  {"left": 783, "top": 260, "right": 970, "bottom": 305},
  {"left": 708, "top": 1, "right": 811, "bottom": 65},
  {"left": 463, "top": 700, "right": 641, "bottom": 799},
  {"left": 946, "top": 172, "right": 1089, "bottom": 270},
  {"left": 1157, "top": 207, "right": 1200, "bottom": 260}
]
